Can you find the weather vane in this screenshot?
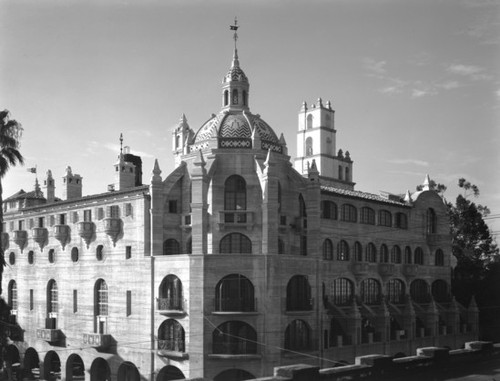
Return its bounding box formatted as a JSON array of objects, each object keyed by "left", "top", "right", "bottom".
[{"left": 230, "top": 17, "right": 239, "bottom": 50}]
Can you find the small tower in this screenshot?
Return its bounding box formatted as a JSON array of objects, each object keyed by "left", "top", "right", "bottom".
[
  {"left": 172, "top": 114, "right": 193, "bottom": 167},
  {"left": 44, "top": 170, "right": 55, "bottom": 203},
  {"left": 62, "top": 166, "right": 82, "bottom": 200},
  {"left": 114, "top": 134, "right": 136, "bottom": 191},
  {"left": 294, "top": 98, "right": 354, "bottom": 189}
]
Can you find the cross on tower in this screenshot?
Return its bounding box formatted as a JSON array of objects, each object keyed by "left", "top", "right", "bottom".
[{"left": 230, "top": 17, "right": 239, "bottom": 50}]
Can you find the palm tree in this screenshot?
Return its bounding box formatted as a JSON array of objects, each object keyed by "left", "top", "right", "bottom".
[{"left": 0, "top": 109, "right": 24, "bottom": 295}]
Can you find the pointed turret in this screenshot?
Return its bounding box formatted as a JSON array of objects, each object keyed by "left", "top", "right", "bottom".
[
  {"left": 151, "top": 159, "right": 162, "bottom": 184},
  {"left": 44, "top": 170, "right": 55, "bottom": 203},
  {"left": 422, "top": 174, "right": 432, "bottom": 191}
]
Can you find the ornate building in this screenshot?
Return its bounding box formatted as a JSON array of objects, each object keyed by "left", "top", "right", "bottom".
[{"left": 1, "top": 31, "right": 478, "bottom": 381}]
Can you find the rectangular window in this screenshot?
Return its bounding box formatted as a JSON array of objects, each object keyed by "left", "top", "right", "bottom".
[
  {"left": 18, "top": 220, "right": 24, "bottom": 230},
  {"left": 38, "top": 217, "right": 44, "bottom": 228},
  {"left": 30, "top": 289, "right": 34, "bottom": 311},
  {"left": 126, "top": 291, "right": 132, "bottom": 316},
  {"left": 71, "top": 211, "right": 79, "bottom": 223},
  {"left": 168, "top": 200, "right": 178, "bottom": 214},
  {"left": 83, "top": 209, "right": 92, "bottom": 222},
  {"left": 126, "top": 246, "right": 132, "bottom": 259},
  {"left": 125, "top": 203, "right": 133, "bottom": 217},
  {"left": 29, "top": 218, "right": 34, "bottom": 229},
  {"left": 280, "top": 216, "right": 287, "bottom": 226},
  {"left": 73, "top": 290, "right": 78, "bottom": 313},
  {"left": 58, "top": 213, "right": 66, "bottom": 225},
  {"left": 107, "top": 205, "right": 120, "bottom": 218},
  {"left": 49, "top": 215, "right": 55, "bottom": 227},
  {"left": 97, "top": 207, "right": 104, "bottom": 220}
]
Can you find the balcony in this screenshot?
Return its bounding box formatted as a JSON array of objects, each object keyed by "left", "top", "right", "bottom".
[
  {"left": 351, "top": 262, "right": 370, "bottom": 277},
  {"left": 37, "top": 328, "right": 61, "bottom": 342},
  {"left": 213, "top": 297, "right": 257, "bottom": 315},
  {"left": 76, "top": 221, "right": 94, "bottom": 247},
  {"left": 53, "top": 224, "right": 70, "bottom": 248},
  {"left": 218, "top": 210, "right": 254, "bottom": 231},
  {"left": 157, "top": 297, "right": 185, "bottom": 316},
  {"left": 83, "top": 333, "right": 112, "bottom": 348},
  {"left": 285, "top": 298, "right": 314, "bottom": 314},
  {"left": 12, "top": 230, "right": 27, "bottom": 250},
  {"left": 403, "top": 264, "right": 419, "bottom": 277},
  {"left": 157, "top": 339, "right": 188, "bottom": 360},
  {"left": 1, "top": 232, "right": 9, "bottom": 251},
  {"left": 102, "top": 218, "right": 121, "bottom": 244},
  {"left": 378, "top": 263, "right": 395, "bottom": 278},
  {"left": 32, "top": 227, "right": 48, "bottom": 249}
]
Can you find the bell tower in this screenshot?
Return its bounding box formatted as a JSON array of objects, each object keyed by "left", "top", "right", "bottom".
[{"left": 294, "top": 98, "right": 354, "bottom": 189}]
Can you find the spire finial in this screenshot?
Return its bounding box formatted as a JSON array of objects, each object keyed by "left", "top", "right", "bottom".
[
  {"left": 120, "top": 133, "right": 124, "bottom": 155},
  {"left": 230, "top": 17, "right": 240, "bottom": 66}
]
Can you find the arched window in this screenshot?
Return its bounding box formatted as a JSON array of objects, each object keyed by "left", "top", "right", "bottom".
[
  {"left": 8, "top": 252, "right": 15, "bottom": 265},
  {"left": 395, "top": 212, "right": 408, "bottom": 229},
  {"left": 337, "top": 240, "right": 350, "bottom": 261},
  {"left": 242, "top": 90, "right": 247, "bottom": 106},
  {"left": 379, "top": 210, "right": 392, "bottom": 227},
  {"left": 306, "top": 114, "right": 313, "bottom": 129},
  {"left": 405, "top": 246, "right": 412, "bottom": 264},
  {"left": 321, "top": 200, "right": 337, "bottom": 220},
  {"left": 225, "top": 175, "right": 247, "bottom": 223},
  {"left": 427, "top": 208, "right": 437, "bottom": 234},
  {"left": 278, "top": 238, "right": 285, "bottom": 254},
  {"left": 414, "top": 247, "right": 424, "bottom": 265},
  {"left": 299, "top": 194, "right": 307, "bottom": 256},
  {"left": 323, "top": 239, "right": 333, "bottom": 260},
  {"left": 338, "top": 165, "right": 343, "bottom": 180},
  {"left": 224, "top": 90, "right": 229, "bottom": 106},
  {"left": 391, "top": 245, "right": 402, "bottom": 264},
  {"left": 341, "top": 204, "right": 357, "bottom": 222},
  {"left": 96, "top": 245, "right": 104, "bottom": 261},
  {"left": 71, "top": 247, "right": 79, "bottom": 262},
  {"left": 366, "top": 243, "right": 377, "bottom": 262},
  {"left": 435, "top": 249, "right": 444, "bottom": 266},
  {"left": 330, "top": 278, "right": 353, "bottom": 305},
  {"left": 47, "top": 280, "right": 58, "bottom": 329},
  {"left": 159, "top": 275, "right": 183, "bottom": 311},
  {"left": 213, "top": 321, "right": 257, "bottom": 354},
  {"left": 285, "top": 320, "right": 310, "bottom": 350},
  {"left": 345, "top": 167, "right": 350, "bottom": 182},
  {"left": 299, "top": 194, "right": 307, "bottom": 218},
  {"left": 232, "top": 89, "right": 238, "bottom": 105},
  {"left": 305, "top": 137, "right": 313, "bottom": 156},
  {"left": 158, "top": 319, "right": 185, "bottom": 352},
  {"left": 186, "top": 237, "right": 192, "bottom": 254},
  {"left": 28, "top": 250, "right": 34, "bottom": 265},
  {"left": 95, "top": 279, "right": 108, "bottom": 317},
  {"left": 163, "top": 239, "right": 180, "bottom": 255},
  {"left": 220, "top": 233, "right": 252, "bottom": 254},
  {"left": 354, "top": 241, "right": 363, "bottom": 262},
  {"left": 432, "top": 280, "right": 449, "bottom": 302},
  {"left": 387, "top": 279, "right": 405, "bottom": 304},
  {"left": 215, "top": 274, "right": 255, "bottom": 312},
  {"left": 8, "top": 280, "right": 17, "bottom": 311},
  {"left": 380, "top": 244, "right": 389, "bottom": 263},
  {"left": 286, "top": 275, "right": 312, "bottom": 311},
  {"left": 410, "top": 279, "right": 430, "bottom": 303},
  {"left": 360, "top": 278, "right": 381, "bottom": 305},
  {"left": 48, "top": 249, "right": 55, "bottom": 263},
  {"left": 360, "top": 207, "right": 375, "bottom": 225}
]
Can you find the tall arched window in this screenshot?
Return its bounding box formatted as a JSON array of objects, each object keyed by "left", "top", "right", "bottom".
[
  {"left": 186, "top": 238, "right": 192, "bottom": 254},
  {"left": 305, "top": 137, "right": 313, "bottom": 156},
  {"left": 225, "top": 175, "right": 247, "bottom": 223},
  {"left": 427, "top": 208, "right": 437, "bottom": 234},
  {"left": 213, "top": 321, "right": 257, "bottom": 354},
  {"left": 395, "top": 212, "right": 408, "bottom": 229},
  {"left": 306, "top": 114, "right": 313, "bottom": 129},
  {"left": 391, "top": 245, "right": 402, "bottom": 264},
  {"left": 158, "top": 319, "right": 185, "bottom": 352},
  {"left": 242, "top": 90, "right": 247, "bottom": 106},
  {"left": 224, "top": 90, "right": 229, "bottom": 106},
  {"left": 338, "top": 166, "right": 343, "bottom": 180},
  {"left": 323, "top": 239, "right": 333, "bottom": 260},
  {"left": 299, "top": 194, "right": 307, "bottom": 256},
  {"left": 435, "top": 249, "right": 444, "bottom": 266},
  {"left": 278, "top": 181, "right": 282, "bottom": 212},
  {"left": 341, "top": 204, "right": 357, "bottom": 222},
  {"left": 405, "top": 246, "right": 412, "bottom": 264},
  {"left": 215, "top": 274, "right": 255, "bottom": 312},
  {"left": 360, "top": 278, "right": 381, "bottom": 305},
  {"left": 387, "top": 279, "right": 405, "bottom": 304},
  {"left": 159, "top": 275, "right": 183, "bottom": 311},
  {"left": 330, "top": 278, "right": 353, "bottom": 305},
  {"left": 380, "top": 244, "right": 389, "bottom": 263},
  {"left": 414, "top": 247, "right": 424, "bottom": 265},
  {"left": 278, "top": 238, "right": 285, "bottom": 254},
  {"left": 96, "top": 279, "right": 108, "bottom": 316},
  {"left": 232, "top": 89, "right": 238, "bottom": 105},
  {"left": 431, "top": 280, "right": 449, "bottom": 302},
  {"left": 286, "top": 275, "right": 312, "bottom": 311},
  {"left": 47, "top": 280, "right": 58, "bottom": 329},
  {"left": 285, "top": 320, "right": 310, "bottom": 350},
  {"left": 321, "top": 201, "right": 337, "bottom": 220},
  {"left": 220, "top": 233, "right": 252, "bottom": 254},
  {"left": 337, "top": 240, "right": 350, "bottom": 261},
  {"left": 410, "top": 279, "right": 430, "bottom": 303},
  {"left": 345, "top": 167, "right": 350, "bottom": 182},
  {"left": 366, "top": 243, "right": 377, "bottom": 262},
  {"left": 163, "top": 239, "right": 180, "bottom": 255},
  {"left": 379, "top": 210, "right": 392, "bottom": 227},
  {"left": 354, "top": 241, "right": 363, "bottom": 262},
  {"left": 8, "top": 280, "right": 17, "bottom": 311},
  {"left": 360, "top": 207, "right": 375, "bottom": 225}
]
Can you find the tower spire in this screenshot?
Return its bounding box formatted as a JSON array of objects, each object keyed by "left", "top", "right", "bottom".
[
  {"left": 230, "top": 17, "right": 239, "bottom": 67},
  {"left": 120, "top": 133, "right": 124, "bottom": 156}
]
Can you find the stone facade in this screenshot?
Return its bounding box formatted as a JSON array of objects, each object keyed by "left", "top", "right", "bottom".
[{"left": 0, "top": 43, "right": 478, "bottom": 381}]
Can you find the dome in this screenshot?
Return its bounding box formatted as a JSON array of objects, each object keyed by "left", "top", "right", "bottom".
[
  {"left": 192, "top": 111, "right": 283, "bottom": 153},
  {"left": 224, "top": 64, "right": 248, "bottom": 83}
]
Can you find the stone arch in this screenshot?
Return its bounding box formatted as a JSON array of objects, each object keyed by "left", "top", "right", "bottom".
[
  {"left": 66, "top": 353, "right": 85, "bottom": 381},
  {"left": 157, "top": 365, "right": 185, "bottom": 381},
  {"left": 214, "top": 369, "right": 255, "bottom": 381},
  {"left": 23, "top": 347, "right": 40, "bottom": 377},
  {"left": 43, "top": 350, "right": 61, "bottom": 380},
  {"left": 90, "top": 357, "right": 111, "bottom": 381},
  {"left": 117, "top": 361, "right": 140, "bottom": 381}
]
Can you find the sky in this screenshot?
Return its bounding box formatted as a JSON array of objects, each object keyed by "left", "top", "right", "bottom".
[{"left": 1, "top": 0, "right": 499, "bottom": 237}]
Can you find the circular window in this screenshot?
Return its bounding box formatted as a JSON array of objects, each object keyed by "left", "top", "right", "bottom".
[
  {"left": 9, "top": 252, "right": 15, "bottom": 265},
  {"left": 28, "top": 250, "right": 34, "bottom": 265},
  {"left": 48, "top": 249, "right": 55, "bottom": 263},
  {"left": 71, "top": 247, "right": 79, "bottom": 262},
  {"left": 96, "top": 245, "right": 104, "bottom": 261}
]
